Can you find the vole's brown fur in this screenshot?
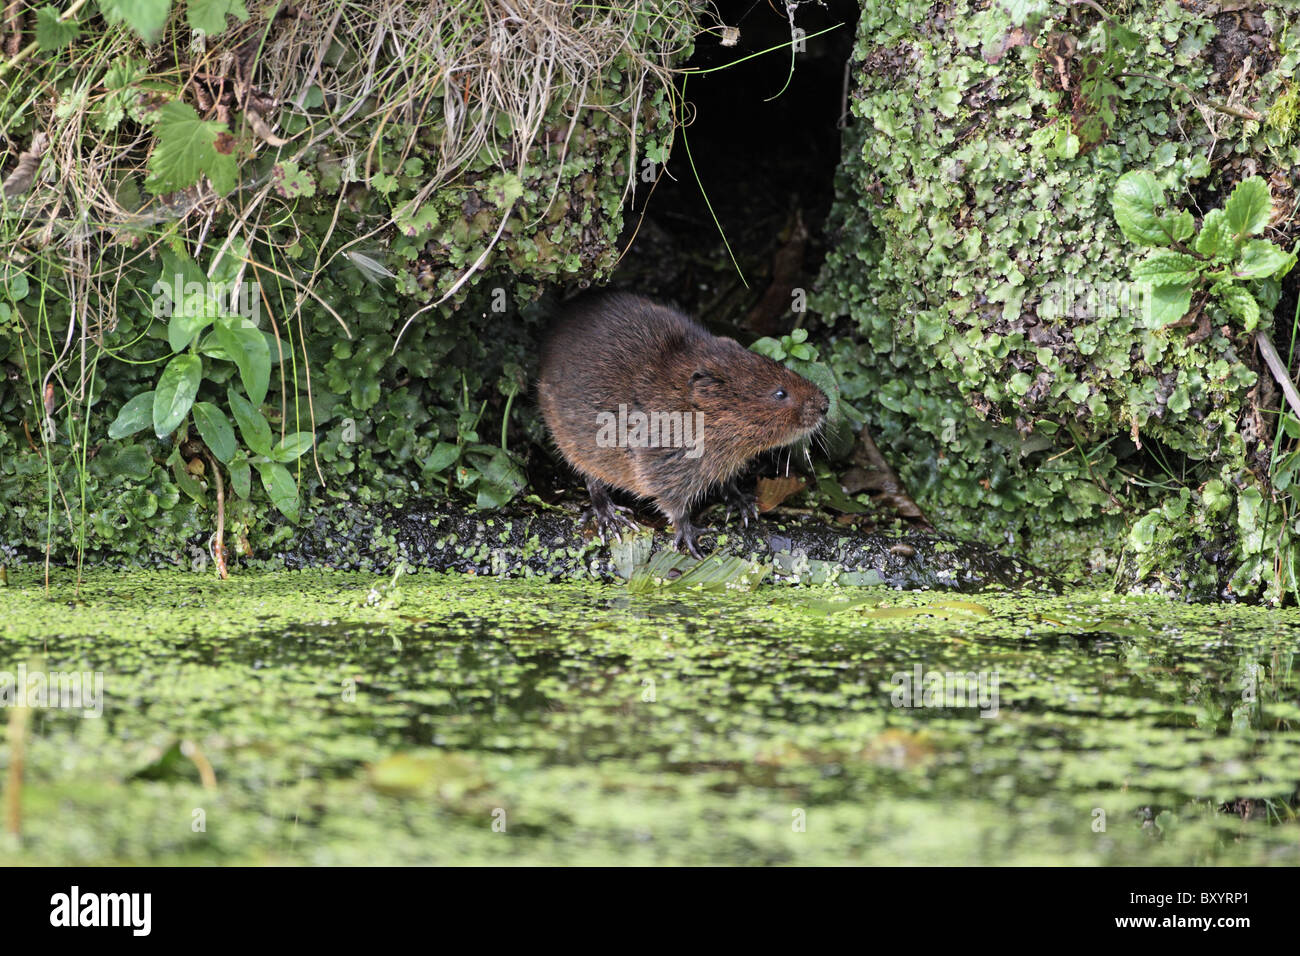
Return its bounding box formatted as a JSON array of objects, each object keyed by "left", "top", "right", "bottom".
[{"left": 538, "top": 292, "right": 829, "bottom": 557}]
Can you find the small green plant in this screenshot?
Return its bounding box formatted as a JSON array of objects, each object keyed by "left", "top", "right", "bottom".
[
  {"left": 105, "top": 247, "right": 313, "bottom": 522},
  {"left": 1111, "top": 171, "right": 1298, "bottom": 331},
  {"left": 422, "top": 374, "right": 525, "bottom": 509}
]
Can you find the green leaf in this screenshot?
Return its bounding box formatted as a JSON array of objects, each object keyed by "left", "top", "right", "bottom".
[
  {"left": 1143, "top": 282, "right": 1193, "bottom": 328},
  {"left": 213, "top": 317, "right": 270, "bottom": 405},
  {"left": 1234, "top": 239, "right": 1295, "bottom": 280},
  {"left": 1132, "top": 252, "right": 1202, "bottom": 287},
  {"left": 192, "top": 401, "right": 237, "bottom": 462},
  {"left": 256, "top": 460, "right": 299, "bottom": 521},
  {"left": 1112, "top": 171, "right": 1167, "bottom": 246},
  {"left": 226, "top": 387, "right": 273, "bottom": 457},
  {"left": 272, "top": 431, "right": 314, "bottom": 462},
  {"left": 167, "top": 292, "right": 220, "bottom": 352},
  {"left": 35, "top": 6, "right": 80, "bottom": 50},
  {"left": 1218, "top": 284, "right": 1261, "bottom": 331},
  {"left": 186, "top": 0, "right": 249, "bottom": 36},
  {"left": 1194, "top": 208, "right": 1231, "bottom": 258},
  {"left": 169, "top": 447, "right": 206, "bottom": 504},
  {"left": 97, "top": 0, "right": 172, "bottom": 43},
  {"left": 1224, "top": 176, "right": 1272, "bottom": 238},
  {"left": 152, "top": 354, "right": 202, "bottom": 437},
  {"left": 424, "top": 442, "right": 460, "bottom": 473},
  {"left": 108, "top": 391, "right": 155, "bottom": 439},
  {"left": 230, "top": 458, "right": 251, "bottom": 499},
  {"left": 145, "top": 101, "right": 238, "bottom": 196},
  {"left": 1112, "top": 170, "right": 1194, "bottom": 247}
]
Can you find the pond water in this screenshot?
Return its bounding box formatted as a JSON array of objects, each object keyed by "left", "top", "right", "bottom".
[{"left": 0, "top": 569, "right": 1297, "bottom": 864}]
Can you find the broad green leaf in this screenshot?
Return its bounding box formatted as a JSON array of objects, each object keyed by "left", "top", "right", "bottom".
[
  {"left": 145, "top": 101, "right": 238, "bottom": 196},
  {"left": 272, "top": 431, "right": 314, "bottom": 462},
  {"left": 98, "top": 0, "right": 171, "bottom": 42},
  {"left": 230, "top": 457, "right": 251, "bottom": 499},
  {"left": 1194, "top": 208, "right": 1231, "bottom": 258},
  {"left": 1223, "top": 176, "right": 1271, "bottom": 237},
  {"left": 1142, "top": 282, "right": 1193, "bottom": 328},
  {"left": 1132, "top": 252, "right": 1202, "bottom": 287},
  {"left": 108, "top": 391, "right": 155, "bottom": 439},
  {"left": 1218, "top": 284, "right": 1261, "bottom": 331},
  {"left": 1112, "top": 171, "right": 1169, "bottom": 246},
  {"left": 152, "top": 354, "right": 202, "bottom": 437},
  {"left": 1234, "top": 239, "right": 1295, "bottom": 280},
  {"left": 213, "top": 317, "right": 270, "bottom": 405},
  {"left": 476, "top": 447, "right": 526, "bottom": 493},
  {"left": 169, "top": 446, "right": 206, "bottom": 504},
  {"left": 226, "top": 387, "right": 273, "bottom": 457},
  {"left": 192, "top": 401, "right": 237, "bottom": 462},
  {"left": 167, "top": 292, "right": 220, "bottom": 352},
  {"left": 187, "top": 0, "right": 249, "bottom": 36},
  {"left": 257, "top": 460, "right": 299, "bottom": 521},
  {"left": 424, "top": 442, "right": 460, "bottom": 473},
  {"left": 35, "top": 6, "right": 80, "bottom": 50}
]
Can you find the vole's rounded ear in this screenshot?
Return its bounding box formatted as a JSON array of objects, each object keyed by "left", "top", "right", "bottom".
[{"left": 690, "top": 370, "right": 721, "bottom": 388}]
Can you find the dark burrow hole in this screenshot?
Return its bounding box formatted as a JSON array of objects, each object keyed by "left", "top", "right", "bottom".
[{"left": 607, "top": 0, "right": 861, "bottom": 332}]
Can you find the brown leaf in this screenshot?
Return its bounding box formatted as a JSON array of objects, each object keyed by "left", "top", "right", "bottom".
[{"left": 755, "top": 475, "right": 806, "bottom": 513}]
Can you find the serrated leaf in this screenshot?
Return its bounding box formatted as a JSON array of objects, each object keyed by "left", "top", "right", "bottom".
[
  {"left": 256, "top": 460, "right": 299, "bottom": 521},
  {"left": 35, "top": 6, "right": 80, "bottom": 51},
  {"left": 1224, "top": 176, "right": 1272, "bottom": 238},
  {"left": 1132, "top": 252, "right": 1202, "bottom": 287},
  {"left": 98, "top": 0, "right": 171, "bottom": 42},
  {"left": 1142, "top": 282, "right": 1193, "bottom": 328},
  {"left": 1218, "top": 284, "right": 1261, "bottom": 331},
  {"left": 1195, "top": 208, "right": 1231, "bottom": 258},
  {"left": 192, "top": 401, "right": 237, "bottom": 462},
  {"left": 1112, "top": 171, "right": 1191, "bottom": 247},
  {"left": 227, "top": 387, "right": 273, "bottom": 457},
  {"left": 213, "top": 317, "right": 270, "bottom": 405},
  {"left": 152, "top": 354, "right": 202, "bottom": 437},
  {"left": 1112, "top": 171, "right": 1165, "bottom": 245},
  {"left": 145, "top": 101, "right": 238, "bottom": 196},
  {"left": 272, "top": 431, "right": 314, "bottom": 462},
  {"left": 1234, "top": 239, "right": 1295, "bottom": 280},
  {"left": 108, "top": 391, "right": 155, "bottom": 439},
  {"left": 186, "top": 0, "right": 249, "bottom": 36}
]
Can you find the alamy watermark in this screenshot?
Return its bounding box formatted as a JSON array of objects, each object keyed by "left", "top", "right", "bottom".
[
  {"left": 891, "top": 664, "right": 999, "bottom": 718},
  {"left": 596, "top": 404, "right": 705, "bottom": 459},
  {"left": 0, "top": 663, "right": 103, "bottom": 717},
  {"left": 150, "top": 274, "right": 261, "bottom": 323},
  {"left": 1038, "top": 279, "right": 1151, "bottom": 321}
]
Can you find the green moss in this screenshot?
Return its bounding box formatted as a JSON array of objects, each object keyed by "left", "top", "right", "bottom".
[{"left": 815, "top": 1, "right": 1300, "bottom": 598}]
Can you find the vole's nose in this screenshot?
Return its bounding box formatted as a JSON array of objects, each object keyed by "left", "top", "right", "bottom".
[{"left": 816, "top": 391, "right": 829, "bottom": 415}]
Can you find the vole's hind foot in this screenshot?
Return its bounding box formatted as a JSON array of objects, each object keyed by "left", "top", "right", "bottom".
[
  {"left": 583, "top": 478, "right": 640, "bottom": 543},
  {"left": 722, "top": 480, "right": 759, "bottom": 528}
]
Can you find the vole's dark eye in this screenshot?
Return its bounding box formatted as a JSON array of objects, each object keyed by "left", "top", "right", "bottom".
[{"left": 774, "top": 389, "right": 788, "bottom": 401}]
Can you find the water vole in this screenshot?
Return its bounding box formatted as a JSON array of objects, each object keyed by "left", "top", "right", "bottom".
[{"left": 538, "top": 292, "right": 829, "bottom": 557}]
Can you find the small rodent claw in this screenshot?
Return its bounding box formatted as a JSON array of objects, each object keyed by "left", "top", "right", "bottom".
[
  {"left": 582, "top": 504, "right": 640, "bottom": 545},
  {"left": 673, "top": 526, "right": 706, "bottom": 561},
  {"left": 723, "top": 484, "right": 759, "bottom": 528}
]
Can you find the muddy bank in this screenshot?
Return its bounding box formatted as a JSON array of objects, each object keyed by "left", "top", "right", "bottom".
[{"left": 282, "top": 501, "right": 1056, "bottom": 591}]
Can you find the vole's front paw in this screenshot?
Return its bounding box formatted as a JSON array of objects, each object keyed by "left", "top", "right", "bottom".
[
  {"left": 583, "top": 500, "right": 640, "bottom": 544},
  {"left": 671, "top": 520, "right": 707, "bottom": 561},
  {"left": 722, "top": 480, "right": 759, "bottom": 528}
]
